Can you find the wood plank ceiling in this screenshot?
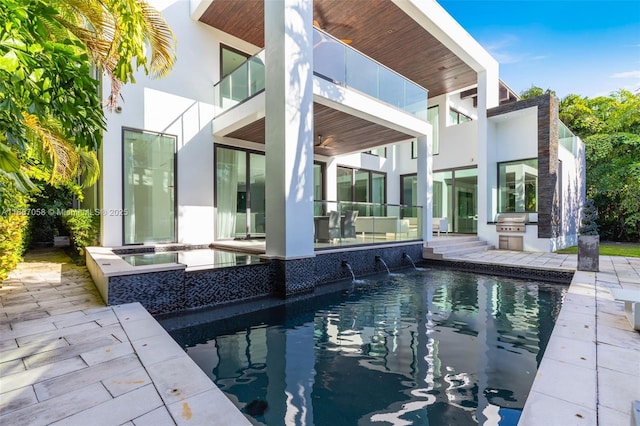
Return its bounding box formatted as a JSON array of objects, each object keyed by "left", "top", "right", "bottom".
[
  {"left": 226, "top": 103, "right": 414, "bottom": 156},
  {"left": 200, "top": 0, "right": 478, "bottom": 156}
]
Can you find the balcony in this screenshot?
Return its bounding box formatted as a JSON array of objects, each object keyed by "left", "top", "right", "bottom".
[
  {"left": 558, "top": 120, "right": 579, "bottom": 156},
  {"left": 214, "top": 28, "right": 428, "bottom": 119}
]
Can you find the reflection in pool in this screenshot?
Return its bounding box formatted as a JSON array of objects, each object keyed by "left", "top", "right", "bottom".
[{"left": 169, "top": 268, "right": 566, "bottom": 425}]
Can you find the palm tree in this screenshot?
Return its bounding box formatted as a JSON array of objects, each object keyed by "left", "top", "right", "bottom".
[
  {"left": 0, "top": 0, "right": 176, "bottom": 190},
  {"left": 50, "top": 0, "right": 176, "bottom": 111}
]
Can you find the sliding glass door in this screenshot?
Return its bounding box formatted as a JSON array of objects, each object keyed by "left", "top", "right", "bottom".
[
  {"left": 432, "top": 167, "right": 477, "bottom": 234},
  {"left": 123, "top": 129, "right": 176, "bottom": 244},
  {"left": 215, "top": 146, "right": 266, "bottom": 240}
]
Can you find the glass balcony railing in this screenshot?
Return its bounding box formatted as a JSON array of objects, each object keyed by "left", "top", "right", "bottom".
[
  {"left": 213, "top": 28, "right": 428, "bottom": 119},
  {"left": 558, "top": 120, "right": 578, "bottom": 155},
  {"left": 313, "top": 201, "right": 422, "bottom": 248},
  {"left": 313, "top": 28, "right": 428, "bottom": 119},
  {"left": 214, "top": 50, "right": 265, "bottom": 114}
]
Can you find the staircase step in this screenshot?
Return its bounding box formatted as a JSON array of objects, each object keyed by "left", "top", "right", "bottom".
[{"left": 423, "top": 236, "right": 492, "bottom": 260}]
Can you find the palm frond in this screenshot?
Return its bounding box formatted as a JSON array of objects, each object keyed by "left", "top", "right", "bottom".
[
  {"left": 21, "top": 113, "right": 80, "bottom": 185},
  {"left": 139, "top": 0, "right": 176, "bottom": 78}
]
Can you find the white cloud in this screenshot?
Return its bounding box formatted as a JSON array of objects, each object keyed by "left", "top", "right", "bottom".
[
  {"left": 610, "top": 70, "right": 640, "bottom": 79},
  {"left": 481, "top": 34, "right": 545, "bottom": 64}
]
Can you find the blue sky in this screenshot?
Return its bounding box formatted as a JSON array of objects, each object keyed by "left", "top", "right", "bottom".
[{"left": 438, "top": 0, "right": 640, "bottom": 99}]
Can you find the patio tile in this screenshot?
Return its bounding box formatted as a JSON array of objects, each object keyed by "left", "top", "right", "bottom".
[
  {"left": 5, "top": 321, "right": 57, "bottom": 341},
  {"left": 0, "top": 356, "right": 87, "bottom": 394},
  {"left": 112, "top": 302, "right": 154, "bottom": 323},
  {"left": 597, "top": 341, "right": 640, "bottom": 376},
  {"left": 16, "top": 321, "right": 101, "bottom": 346},
  {"left": 0, "top": 338, "right": 69, "bottom": 363},
  {"left": 529, "top": 357, "right": 596, "bottom": 409},
  {"left": 33, "top": 353, "right": 141, "bottom": 401},
  {"left": 166, "top": 388, "right": 251, "bottom": 426},
  {"left": 598, "top": 404, "right": 630, "bottom": 426},
  {"left": 0, "top": 385, "right": 38, "bottom": 415},
  {"left": 131, "top": 334, "right": 186, "bottom": 367},
  {"left": 132, "top": 406, "right": 176, "bottom": 426},
  {"left": 23, "top": 335, "right": 119, "bottom": 369},
  {"left": 0, "top": 358, "right": 25, "bottom": 376},
  {"left": 102, "top": 365, "right": 152, "bottom": 397},
  {"left": 597, "top": 366, "right": 640, "bottom": 415},
  {"left": 0, "top": 382, "right": 111, "bottom": 426},
  {"left": 49, "top": 384, "right": 164, "bottom": 426},
  {"left": 145, "top": 356, "right": 215, "bottom": 406},
  {"left": 597, "top": 323, "right": 640, "bottom": 351},
  {"left": 121, "top": 317, "right": 169, "bottom": 342},
  {"left": 540, "top": 335, "right": 595, "bottom": 368},
  {"left": 519, "top": 390, "right": 597, "bottom": 425},
  {"left": 80, "top": 341, "right": 135, "bottom": 366}
]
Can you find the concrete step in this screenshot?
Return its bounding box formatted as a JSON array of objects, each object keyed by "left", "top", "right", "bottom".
[
  {"left": 426, "top": 236, "right": 479, "bottom": 247},
  {"left": 423, "top": 236, "right": 493, "bottom": 260}
]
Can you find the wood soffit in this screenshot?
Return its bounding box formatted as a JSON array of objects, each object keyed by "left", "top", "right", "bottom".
[
  {"left": 226, "top": 103, "right": 414, "bottom": 156},
  {"left": 199, "top": 0, "right": 478, "bottom": 98}
]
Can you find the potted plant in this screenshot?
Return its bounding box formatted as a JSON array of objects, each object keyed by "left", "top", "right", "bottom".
[{"left": 577, "top": 198, "right": 599, "bottom": 272}]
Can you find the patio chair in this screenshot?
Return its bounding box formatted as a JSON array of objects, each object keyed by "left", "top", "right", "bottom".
[{"left": 342, "top": 210, "right": 358, "bottom": 239}]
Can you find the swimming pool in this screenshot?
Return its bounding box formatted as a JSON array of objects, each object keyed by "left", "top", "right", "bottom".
[{"left": 168, "top": 268, "right": 566, "bottom": 425}]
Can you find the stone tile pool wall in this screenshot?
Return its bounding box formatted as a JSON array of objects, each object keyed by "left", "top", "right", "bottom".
[{"left": 86, "top": 243, "right": 425, "bottom": 315}]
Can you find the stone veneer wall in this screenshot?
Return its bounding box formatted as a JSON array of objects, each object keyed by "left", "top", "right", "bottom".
[{"left": 488, "top": 93, "right": 559, "bottom": 239}]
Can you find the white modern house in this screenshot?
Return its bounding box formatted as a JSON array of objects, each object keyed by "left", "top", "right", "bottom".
[{"left": 88, "top": 0, "right": 585, "bottom": 295}]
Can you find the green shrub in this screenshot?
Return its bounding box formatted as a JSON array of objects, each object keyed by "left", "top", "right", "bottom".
[
  {"left": 0, "top": 176, "right": 31, "bottom": 282},
  {"left": 62, "top": 209, "right": 99, "bottom": 256}
]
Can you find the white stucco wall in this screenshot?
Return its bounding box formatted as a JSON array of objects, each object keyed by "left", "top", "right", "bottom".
[{"left": 101, "top": 0, "right": 220, "bottom": 246}]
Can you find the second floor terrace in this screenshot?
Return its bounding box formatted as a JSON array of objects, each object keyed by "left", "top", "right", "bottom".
[{"left": 214, "top": 28, "right": 429, "bottom": 121}]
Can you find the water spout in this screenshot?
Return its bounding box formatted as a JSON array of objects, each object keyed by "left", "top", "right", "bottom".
[
  {"left": 402, "top": 252, "right": 426, "bottom": 271},
  {"left": 342, "top": 260, "right": 356, "bottom": 282},
  {"left": 375, "top": 256, "right": 391, "bottom": 275},
  {"left": 403, "top": 252, "right": 417, "bottom": 270}
]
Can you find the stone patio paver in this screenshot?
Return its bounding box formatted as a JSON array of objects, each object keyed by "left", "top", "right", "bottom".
[
  {"left": 1, "top": 246, "right": 639, "bottom": 425},
  {"left": 0, "top": 248, "right": 250, "bottom": 426}
]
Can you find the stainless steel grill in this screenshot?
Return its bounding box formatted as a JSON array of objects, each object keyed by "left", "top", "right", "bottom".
[
  {"left": 496, "top": 213, "right": 529, "bottom": 233},
  {"left": 496, "top": 213, "right": 529, "bottom": 250}
]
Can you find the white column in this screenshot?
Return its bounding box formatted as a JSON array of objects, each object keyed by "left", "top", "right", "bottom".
[
  {"left": 476, "top": 68, "right": 500, "bottom": 239},
  {"left": 416, "top": 134, "right": 431, "bottom": 242},
  {"left": 264, "top": 0, "right": 315, "bottom": 259}
]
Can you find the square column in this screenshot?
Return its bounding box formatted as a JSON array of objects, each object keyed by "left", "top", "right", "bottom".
[
  {"left": 416, "top": 134, "right": 432, "bottom": 242},
  {"left": 476, "top": 68, "right": 500, "bottom": 238},
  {"left": 264, "top": 0, "right": 315, "bottom": 293}
]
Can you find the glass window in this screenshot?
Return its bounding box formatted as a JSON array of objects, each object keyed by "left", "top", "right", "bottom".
[
  {"left": 433, "top": 171, "right": 452, "bottom": 220},
  {"left": 401, "top": 174, "right": 418, "bottom": 218},
  {"left": 313, "top": 163, "right": 324, "bottom": 215},
  {"left": 498, "top": 159, "right": 538, "bottom": 213},
  {"left": 412, "top": 106, "right": 439, "bottom": 158},
  {"left": 336, "top": 167, "right": 386, "bottom": 217},
  {"left": 366, "top": 147, "right": 386, "bottom": 158},
  {"left": 336, "top": 167, "right": 352, "bottom": 203},
  {"left": 428, "top": 106, "right": 439, "bottom": 155},
  {"left": 123, "top": 129, "right": 176, "bottom": 244},
  {"left": 449, "top": 108, "right": 471, "bottom": 125},
  {"left": 221, "top": 45, "right": 249, "bottom": 78}
]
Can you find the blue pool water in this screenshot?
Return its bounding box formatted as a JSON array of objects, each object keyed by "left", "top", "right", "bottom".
[{"left": 169, "top": 268, "right": 566, "bottom": 425}]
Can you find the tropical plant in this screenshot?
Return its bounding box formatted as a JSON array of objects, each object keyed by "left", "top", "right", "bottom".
[
  {"left": 62, "top": 209, "right": 99, "bottom": 256},
  {"left": 0, "top": 0, "right": 176, "bottom": 191},
  {"left": 0, "top": 175, "right": 31, "bottom": 281},
  {"left": 523, "top": 86, "right": 640, "bottom": 242}
]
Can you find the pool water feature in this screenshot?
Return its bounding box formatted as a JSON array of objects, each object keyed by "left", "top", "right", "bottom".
[
  {"left": 119, "top": 248, "right": 264, "bottom": 270},
  {"left": 169, "top": 268, "right": 566, "bottom": 425}
]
